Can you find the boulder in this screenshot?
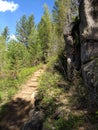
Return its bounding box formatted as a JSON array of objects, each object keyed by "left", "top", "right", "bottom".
[{"left": 22, "top": 110, "right": 44, "bottom": 130}]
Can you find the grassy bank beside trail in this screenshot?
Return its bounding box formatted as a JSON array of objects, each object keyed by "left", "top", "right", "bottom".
[
  {"left": 0, "top": 64, "right": 42, "bottom": 109},
  {"left": 35, "top": 63, "right": 86, "bottom": 130}
]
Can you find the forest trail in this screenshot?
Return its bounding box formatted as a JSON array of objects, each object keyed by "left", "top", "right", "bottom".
[{"left": 0, "top": 65, "right": 46, "bottom": 130}]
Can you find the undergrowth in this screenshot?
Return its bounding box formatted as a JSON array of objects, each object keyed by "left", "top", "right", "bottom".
[{"left": 36, "top": 60, "right": 86, "bottom": 130}]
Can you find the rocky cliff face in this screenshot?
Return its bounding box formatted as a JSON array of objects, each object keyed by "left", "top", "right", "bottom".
[
  {"left": 80, "top": 0, "right": 98, "bottom": 111},
  {"left": 64, "top": 0, "right": 98, "bottom": 112}
]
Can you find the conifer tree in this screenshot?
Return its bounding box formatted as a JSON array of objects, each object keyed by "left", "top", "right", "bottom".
[
  {"left": 0, "top": 36, "right": 8, "bottom": 77},
  {"left": 7, "top": 41, "right": 30, "bottom": 78},
  {"left": 16, "top": 14, "right": 34, "bottom": 46},
  {"left": 38, "top": 4, "right": 52, "bottom": 62},
  {"left": 2, "top": 26, "right": 9, "bottom": 41},
  {"left": 28, "top": 26, "right": 42, "bottom": 65},
  {"left": 52, "top": 0, "right": 71, "bottom": 35}
]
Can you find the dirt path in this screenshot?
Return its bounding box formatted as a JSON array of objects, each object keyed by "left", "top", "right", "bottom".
[{"left": 0, "top": 65, "right": 46, "bottom": 130}]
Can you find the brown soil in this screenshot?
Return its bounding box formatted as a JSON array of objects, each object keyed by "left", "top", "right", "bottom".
[{"left": 0, "top": 65, "right": 46, "bottom": 130}]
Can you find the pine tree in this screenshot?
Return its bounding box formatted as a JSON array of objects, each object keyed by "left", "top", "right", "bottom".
[
  {"left": 38, "top": 4, "right": 52, "bottom": 62},
  {"left": 0, "top": 36, "right": 8, "bottom": 77},
  {"left": 2, "top": 26, "right": 9, "bottom": 41},
  {"left": 7, "top": 41, "right": 30, "bottom": 78},
  {"left": 16, "top": 15, "right": 27, "bottom": 44},
  {"left": 16, "top": 14, "right": 34, "bottom": 46},
  {"left": 51, "top": 0, "right": 73, "bottom": 58},
  {"left": 28, "top": 26, "right": 42, "bottom": 65},
  {"left": 52, "top": 0, "right": 71, "bottom": 35}
]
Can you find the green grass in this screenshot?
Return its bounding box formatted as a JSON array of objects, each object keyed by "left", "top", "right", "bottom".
[
  {"left": 18, "top": 64, "right": 42, "bottom": 84},
  {"left": 37, "top": 72, "right": 64, "bottom": 114},
  {"left": 37, "top": 70, "right": 67, "bottom": 129}
]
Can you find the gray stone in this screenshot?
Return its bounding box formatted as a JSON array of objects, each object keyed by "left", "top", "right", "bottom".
[
  {"left": 22, "top": 110, "right": 44, "bottom": 130},
  {"left": 81, "top": 41, "right": 98, "bottom": 64},
  {"left": 80, "top": 0, "right": 98, "bottom": 111},
  {"left": 82, "top": 59, "right": 98, "bottom": 88},
  {"left": 82, "top": 59, "right": 98, "bottom": 111},
  {"left": 79, "top": 0, "right": 98, "bottom": 40}
]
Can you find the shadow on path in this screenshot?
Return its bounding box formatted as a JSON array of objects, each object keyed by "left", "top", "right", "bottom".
[{"left": 0, "top": 98, "right": 33, "bottom": 130}]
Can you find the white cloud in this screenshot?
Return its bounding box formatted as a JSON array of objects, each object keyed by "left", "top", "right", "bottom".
[
  {"left": 0, "top": 0, "right": 19, "bottom": 12},
  {"left": 10, "top": 34, "right": 17, "bottom": 41}
]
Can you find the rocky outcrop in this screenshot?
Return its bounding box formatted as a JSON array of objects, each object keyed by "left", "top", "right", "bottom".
[
  {"left": 64, "top": 0, "right": 98, "bottom": 112},
  {"left": 80, "top": 0, "right": 98, "bottom": 111},
  {"left": 64, "top": 23, "right": 75, "bottom": 80},
  {"left": 64, "top": 19, "right": 81, "bottom": 81}
]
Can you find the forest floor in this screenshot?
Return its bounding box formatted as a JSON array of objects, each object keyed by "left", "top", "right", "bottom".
[{"left": 0, "top": 65, "right": 46, "bottom": 130}]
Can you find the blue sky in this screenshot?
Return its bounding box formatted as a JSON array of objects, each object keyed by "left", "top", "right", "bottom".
[{"left": 0, "top": 0, "right": 55, "bottom": 35}]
